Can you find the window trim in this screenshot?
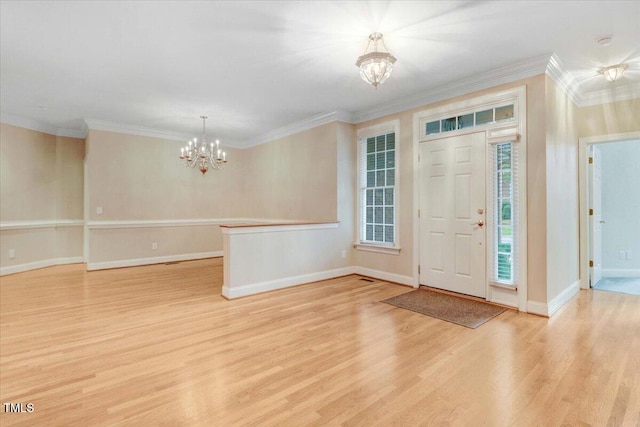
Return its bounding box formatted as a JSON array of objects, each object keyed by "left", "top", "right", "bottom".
[
  {"left": 487, "top": 139, "right": 519, "bottom": 288},
  {"left": 356, "top": 120, "right": 400, "bottom": 251}
]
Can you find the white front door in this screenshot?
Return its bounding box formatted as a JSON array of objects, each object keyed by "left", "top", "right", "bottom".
[
  {"left": 589, "top": 145, "right": 603, "bottom": 286},
  {"left": 419, "top": 132, "right": 486, "bottom": 298}
]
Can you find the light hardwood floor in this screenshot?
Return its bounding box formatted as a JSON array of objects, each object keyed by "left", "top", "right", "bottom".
[{"left": 1, "top": 258, "right": 639, "bottom": 426}]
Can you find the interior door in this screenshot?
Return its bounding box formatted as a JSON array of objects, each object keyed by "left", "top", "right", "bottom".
[
  {"left": 589, "top": 145, "right": 603, "bottom": 286},
  {"left": 419, "top": 132, "right": 486, "bottom": 298}
]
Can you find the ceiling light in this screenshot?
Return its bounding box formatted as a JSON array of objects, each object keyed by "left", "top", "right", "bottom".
[
  {"left": 599, "top": 64, "right": 627, "bottom": 82},
  {"left": 355, "top": 33, "right": 397, "bottom": 89},
  {"left": 179, "top": 116, "right": 227, "bottom": 175}
]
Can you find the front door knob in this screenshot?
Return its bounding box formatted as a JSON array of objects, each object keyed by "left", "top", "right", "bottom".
[{"left": 473, "top": 220, "right": 484, "bottom": 227}]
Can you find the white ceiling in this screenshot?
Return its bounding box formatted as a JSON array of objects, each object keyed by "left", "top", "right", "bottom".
[{"left": 1, "top": 1, "right": 639, "bottom": 147}]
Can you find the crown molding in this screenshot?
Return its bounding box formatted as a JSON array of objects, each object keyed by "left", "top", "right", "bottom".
[
  {"left": 241, "top": 110, "right": 354, "bottom": 149},
  {"left": 83, "top": 118, "right": 191, "bottom": 142},
  {"left": 545, "top": 53, "right": 584, "bottom": 106},
  {"left": 3, "top": 54, "right": 637, "bottom": 148},
  {"left": 0, "top": 112, "right": 85, "bottom": 139},
  {"left": 351, "top": 53, "right": 553, "bottom": 124},
  {"left": 579, "top": 82, "right": 640, "bottom": 107}
]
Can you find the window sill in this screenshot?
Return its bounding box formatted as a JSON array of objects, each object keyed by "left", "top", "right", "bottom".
[{"left": 353, "top": 243, "right": 401, "bottom": 255}]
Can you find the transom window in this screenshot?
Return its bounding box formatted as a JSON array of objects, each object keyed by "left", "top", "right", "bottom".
[
  {"left": 425, "top": 104, "right": 514, "bottom": 136},
  {"left": 360, "top": 131, "right": 396, "bottom": 245}
]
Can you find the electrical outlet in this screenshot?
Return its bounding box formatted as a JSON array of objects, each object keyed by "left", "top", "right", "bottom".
[
  {"left": 627, "top": 250, "right": 632, "bottom": 260},
  {"left": 96, "top": 207, "right": 103, "bottom": 215},
  {"left": 152, "top": 242, "right": 158, "bottom": 250},
  {"left": 341, "top": 249, "right": 347, "bottom": 259},
  {"left": 9, "top": 249, "right": 15, "bottom": 259},
  {"left": 619, "top": 251, "right": 626, "bottom": 260}
]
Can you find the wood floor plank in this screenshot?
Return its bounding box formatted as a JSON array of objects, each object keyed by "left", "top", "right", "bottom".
[{"left": 1, "top": 258, "right": 639, "bottom": 426}]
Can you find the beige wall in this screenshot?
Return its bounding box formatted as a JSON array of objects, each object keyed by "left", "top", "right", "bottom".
[
  {"left": 1, "top": 124, "right": 57, "bottom": 221},
  {"left": 87, "top": 129, "right": 245, "bottom": 221},
  {"left": 578, "top": 98, "right": 640, "bottom": 138},
  {"left": 336, "top": 121, "right": 357, "bottom": 264},
  {"left": 0, "top": 123, "right": 84, "bottom": 272},
  {"left": 85, "top": 129, "right": 244, "bottom": 266},
  {"left": 85, "top": 122, "right": 346, "bottom": 267},
  {"left": 545, "top": 76, "right": 580, "bottom": 301},
  {"left": 353, "top": 75, "right": 551, "bottom": 302},
  {"left": 241, "top": 122, "right": 338, "bottom": 221}
]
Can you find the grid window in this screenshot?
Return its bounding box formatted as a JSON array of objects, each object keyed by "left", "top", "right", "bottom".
[
  {"left": 361, "top": 132, "right": 396, "bottom": 245},
  {"left": 425, "top": 104, "right": 515, "bottom": 137}
]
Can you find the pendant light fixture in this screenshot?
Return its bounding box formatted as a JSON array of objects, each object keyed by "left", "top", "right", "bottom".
[
  {"left": 599, "top": 64, "right": 627, "bottom": 82},
  {"left": 355, "top": 33, "right": 397, "bottom": 89},
  {"left": 179, "top": 116, "right": 227, "bottom": 175}
]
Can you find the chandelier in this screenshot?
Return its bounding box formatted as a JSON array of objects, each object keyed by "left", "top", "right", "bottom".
[
  {"left": 179, "top": 115, "right": 227, "bottom": 175},
  {"left": 355, "top": 33, "right": 397, "bottom": 89},
  {"left": 599, "top": 64, "right": 627, "bottom": 82}
]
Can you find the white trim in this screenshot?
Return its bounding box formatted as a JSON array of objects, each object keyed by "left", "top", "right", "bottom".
[
  {"left": 579, "top": 83, "right": 640, "bottom": 107},
  {"left": 222, "top": 267, "right": 354, "bottom": 299},
  {"left": 487, "top": 125, "right": 519, "bottom": 144},
  {"left": 545, "top": 54, "right": 582, "bottom": 106},
  {"left": 602, "top": 269, "right": 640, "bottom": 278},
  {"left": 354, "top": 54, "right": 551, "bottom": 123},
  {"left": 489, "top": 285, "right": 518, "bottom": 308},
  {"left": 86, "top": 218, "right": 294, "bottom": 230},
  {"left": 526, "top": 300, "right": 549, "bottom": 317},
  {"left": 353, "top": 243, "right": 401, "bottom": 255},
  {"left": 0, "top": 220, "right": 84, "bottom": 231},
  {"left": 1, "top": 257, "right": 84, "bottom": 276},
  {"left": 357, "top": 120, "right": 401, "bottom": 247},
  {"left": 578, "top": 131, "right": 640, "bottom": 289},
  {"left": 356, "top": 120, "right": 399, "bottom": 140},
  {"left": 87, "top": 251, "right": 222, "bottom": 271},
  {"left": 84, "top": 118, "right": 191, "bottom": 142},
  {"left": 1, "top": 113, "right": 85, "bottom": 138},
  {"left": 220, "top": 222, "right": 338, "bottom": 235},
  {"left": 353, "top": 266, "right": 417, "bottom": 287},
  {"left": 527, "top": 280, "right": 581, "bottom": 317},
  {"left": 88, "top": 219, "right": 234, "bottom": 230},
  {"left": 413, "top": 86, "right": 528, "bottom": 311},
  {"left": 243, "top": 110, "right": 354, "bottom": 149},
  {"left": 3, "top": 54, "right": 636, "bottom": 151},
  {"left": 548, "top": 280, "right": 581, "bottom": 317}
]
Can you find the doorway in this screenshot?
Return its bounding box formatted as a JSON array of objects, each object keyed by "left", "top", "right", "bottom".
[{"left": 579, "top": 133, "right": 640, "bottom": 296}]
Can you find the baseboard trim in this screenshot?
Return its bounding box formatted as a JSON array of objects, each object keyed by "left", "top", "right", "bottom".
[
  {"left": 548, "top": 280, "right": 581, "bottom": 317},
  {"left": 527, "top": 279, "right": 581, "bottom": 317},
  {"left": 87, "top": 251, "right": 223, "bottom": 271},
  {"left": 222, "top": 267, "right": 355, "bottom": 299},
  {"left": 353, "top": 266, "right": 417, "bottom": 287},
  {"left": 602, "top": 268, "right": 640, "bottom": 278},
  {"left": 1, "top": 257, "right": 85, "bottom": 276}
]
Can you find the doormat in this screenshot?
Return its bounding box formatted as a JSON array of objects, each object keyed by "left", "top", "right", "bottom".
[{"left": 382, "top": 288, "right": 508, "bottom": 329}]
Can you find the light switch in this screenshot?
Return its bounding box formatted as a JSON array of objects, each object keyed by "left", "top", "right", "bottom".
[{"left": 96, "top": 207, "right": 103, "bottom": 215}]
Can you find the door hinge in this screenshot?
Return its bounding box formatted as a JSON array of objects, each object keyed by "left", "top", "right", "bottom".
[
  {"left": 589, "top": 157, "right": 593, "bottom": 164},
  {"left": 418, "top": 209, "right": 420, "bottom": 218},
  {"left": 589, "top": 260, "right": 594, "bottom": 267},
  {"left": 418, "top": 154, "right": 421, "bottom": 163},
  {"left": 589, "top": 208, "right": 593, "bottom": 215},
  {"left": 418, "top": 265, "right": 421, "bottom": 274}
]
